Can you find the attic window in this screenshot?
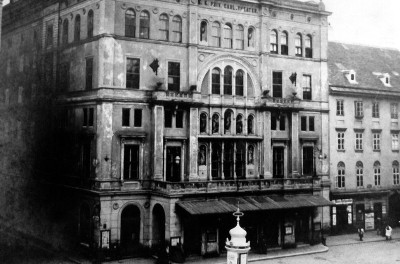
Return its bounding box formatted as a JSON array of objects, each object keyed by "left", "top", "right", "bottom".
[
  {"left": 379, "top": 73, "right": 391, "bottom": 87},
  {"left": 343, "top": 70, "right": 357, "bottom": 84},
  {"left": 351, "top": 73, "right": 355, "bottom": 81}
]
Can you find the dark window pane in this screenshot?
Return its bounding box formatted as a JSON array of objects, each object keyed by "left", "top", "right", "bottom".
[
  {"left": 301, "top": 116, "right": 307, "bottom": 131},
  {"left": 140, "top": 11, "right": 150, "bottom": 39},
  {"left": 88, "top": 108, "right": 94, "bottom": 126},
  {"left": 86, "top": 58, "right": 93, "bottom": 90},
  {"left": 224, "top": 67, "right": 232, "bottom": 95},
  {"left": 236, "top": 70, "right": 244, "bottom": 96},
  {"left": 74, "top": 15, "right": 81, "bottom": 42},
  {"left": 200, "top": 113, "right": 207, "bottom": 133},
  {"left": 122, "top": 108, "right": 130, "bottom": 127},
  {"left": 279, "top": 116, "right": 285, "bottom": 131},
  {"left": 271, "top": 115, "right": 277, "bottom": 130},
  {"left": 127, "top": 58, "right": 140, "bottom": 89},
  {"left": 83, "top": 108, "right": 88, "bottom": 126},
  {"left": 134, "top": 109, "right": 142, "bottom": 127},
  {"left": 212, "top": 69, "right": 220, "bottom": 94},
  {"left": 273, "top": 147, "right": 284, "bottom": 178},
  {"left": 309, "top": 117, "right": 315, "bottom": 131},
  {"left": 168, "top": 62, "right": 180, "bottom": 92},
  {"left": 165, "top": 110, "right": 172, "bottom": 128},
  {"left": 176, "top": 110, "right": 183, "bottom": 128},
  {"left": 273, "top": 72, "right": 282, "bottom": 98},
  {"left": 87, "top": 10, "right": 94, "bottom": 38},
  {"left": 303, "top": 146, "right": 314, "bottom": 175},
  {"left": 124, "top": 145, "right": 139, "bottom": 180},
  {"left": 125, "top": 9, "right": 136, "bottom": 37}
]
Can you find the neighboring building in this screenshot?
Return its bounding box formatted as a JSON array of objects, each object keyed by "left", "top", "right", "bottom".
[
  {"left": 328, "top": 42, "right": 400, "bottom": 234},
  {"left": 1, "top": 0, "right": 332, "bottom": 257}
]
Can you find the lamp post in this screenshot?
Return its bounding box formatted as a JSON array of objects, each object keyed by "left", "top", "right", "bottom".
[{"left": 225, "top": 207, "right": 250, "bottom": 264}]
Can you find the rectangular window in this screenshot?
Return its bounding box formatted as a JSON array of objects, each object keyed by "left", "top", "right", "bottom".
[
  {"left": 271, "top": 115, "right": 277, "bottom": 130},
  {"left": 392, "top": 134, "right": 399, "bottom": 150},
  {"left": 122, "top": 108, "right": 130, "bottom": 127},
  {"left": 391, "top": 103, "right": 398, "bottom": 119},
  {"left": 303, "top": 146, "right": 314, "bottom": 175},
  {"left": 272, "top": 72, "right": 282, "bottom": 98},
  {"left": 165, "top": 110, "right": 173, "bottom": 128},
  {"left": 134, "top": 109, "right": 142, "bottom": 127},
  {"left": 302, "top": 75, "right": 312, "bottom": 100},
  {"left": 336, "top": 100, "right": 344, "bottom": 116},
  {"left": 372, "top": 102, "right": 379, "bottom": 118},
  {"left": 123, "top": 144, "right": 139, "bottom": 180},
  {"left": 126, "top": 58, "right": 140, "bottom": 89},
  {"left": 356, "top": 168, "right": 363, "bottom": 187},
  {"left": 355, "top": 133, "right": 363, "bottom": 150},
  {"left": 279, "top": 116, "right": 285, "bottom": 131},
  {"left": 355, "top": 101, "right": 363, "bottom": 118},
  {"left": 336, "top": 170, "right": 345, "bottom": 188},
  {"left": 273, "top": 147, "right": 284, "bottom": 178},
  {"left": 168, "top": 62, "right": 180, "bottom": 92},
  {"left": 337, "top": 132, "right": 344, "bottom": 150},
  {"left": 374, "top": 168, "right": 381, "bottom": 186},
  {"left": 309, "top": 117, "right": 315, "bottom": 131},
  {"left": 86, "top": 58, "right": 93, "bottom": 90},
  {"left": 46, "top": 23, "right": 53, "bottom": 47},
  {"left": 301, "top": 116, "right": 307, "bottom": 131},
  {"left": 83, "top": 107, "right": 94, "bottom": 127},
  {"left": 176, "top": 110, "right": 184, "bottom": 128},
  {"left": 373, "top": 133, "right": 381, "bottom": 150},
  {"left": 394, "top": 167, "right": 400, "bottom": 185}
]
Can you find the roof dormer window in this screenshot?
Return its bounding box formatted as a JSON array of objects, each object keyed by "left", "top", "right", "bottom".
[
  {"left": 343, "top": 69, "right": 357, "bottom": 84},
  {"left": 380, "top": 73, "right": 391, "bottom": 87}
]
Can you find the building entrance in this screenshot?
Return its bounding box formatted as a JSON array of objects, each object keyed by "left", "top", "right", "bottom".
[
  {"left": 166, "top": 147, "right": 181, "bottom": 182},
  {"left": 120, "top": 205, "right": 141, "bottom": 256}
]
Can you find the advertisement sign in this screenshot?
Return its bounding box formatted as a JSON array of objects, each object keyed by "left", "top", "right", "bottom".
[
  {"left": 227, "top": 251, "right": 238, "bottom": 264},
  {"left": 101, "top": 230, "right": 110, "bottom": 249},
  {"left": 365, "top": 213, "right": 375, "bottom": 230}
]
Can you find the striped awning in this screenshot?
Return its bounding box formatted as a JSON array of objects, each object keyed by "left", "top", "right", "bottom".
[{"left": 176, "top": 195, "right": 333, "bottom": 215}]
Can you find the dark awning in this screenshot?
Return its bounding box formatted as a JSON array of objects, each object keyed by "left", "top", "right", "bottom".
[{"left": 176, "top": 195, "right": 333, "bottom": 215}]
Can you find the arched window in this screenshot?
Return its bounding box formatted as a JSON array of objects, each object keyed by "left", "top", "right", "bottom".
[
  {"left": 336, "top": 162, "right": 345, "bottom": 188},
  {"left": 224, "top": 110, "right": 232, "bottom": 134},
  {"left": 374, "top": 161, "right": 381, "bottom": 186},
  {"left": 159, "top": 14, "right": 169, "bottom": 41},
  {"left": 270, "top": 30, "right": 278, "bottom": 53},
  {"left": 247, "top": 115, "right": 254, "bottom": 134},
  {"left": 211, "top": 68, "right": 221, "bottom": 94},
  {"left": 212, "top": 113, "right": 219, "bottom": 133},
  {"left": 140, "top": 11, "right": 150, "bottom": 39},
  {"left": 224, "top": 66, "right": 233, "bottom": 95},
  {"left": 223, "top": 23, "right": 232, "bottom": 49},
  {"left": 74, "top": 14, "right": 81, "bottom": 42},
  {"left": 235, "top": 70, "right": 244, "bottom": 96},
  {"left": 235, "top": 25, "right": 244, "bottom": 49},
  {"left": 247, "top": 145, "right": 254, "bottom": 165},
  {"left": 281, "top": 31, "right": 288, "bottom": 55},
  {"left": 295, "top": 33, "right": 302, "bottom": 56},
  {"left": 393, "top": 161, "right": 399, "bottom": 185},
  {"left": 248, "top": 27, "right": 254, "bottom": 47},
  {"left": 87, "top": 10, "right": 94, "bottom": 38},
  {"left": 200, "top": 112, "right": 207, "bottom": 133},
  {"left": 198, "top": 145, "right": 207, "bottom": 166},
  {"left": 211, "top": 22, "right": 221, "bottom": 47},
  {"left": 305, "top": 35, "right": 312, "bottom": 58},
  {"left": 200, "top": 21, "right": 207, "bottom": 42},
  {"left": 236, "top": 114, "right": 243, "bottom": 134},
  {"left": 62, "top": 19, "right": 69, "bottom": 45},
  {"left": 125, "top": 9, "right": 136, "bottom": 37},
  {"left": 356, "top": 161, "right": 363, "bottom": 187},
  {"left": 172, "top": 16, "right": 182, "bottom": 43}
]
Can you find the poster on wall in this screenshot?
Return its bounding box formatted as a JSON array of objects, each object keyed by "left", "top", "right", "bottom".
[
  {"left": 227, "top": 251, "right": 238, "bottom": 264},
  {"left": 101, "top": 230, "right": 110, "bottom": 249},
  {"left": 365, "top": 213, "right": 375, "bottom": 230},
  {"left": 333, "top": 215, "right": 337, "bottom": 226}
]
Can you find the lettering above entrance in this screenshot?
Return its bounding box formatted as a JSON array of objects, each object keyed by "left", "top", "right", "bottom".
[{"left": 198, "top": 0, "right": 258, "bottom": 13}]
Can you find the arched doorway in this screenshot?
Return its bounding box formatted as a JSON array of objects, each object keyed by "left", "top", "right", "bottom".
[
  {"left": 120, "top": 205, "right": 141, "bottom": 256},
  {"left": 389, "top": 192, "right": 400, "bottom": 226},
  {"left": 152, "top": 204, "right": 166, "bottom": 248}
]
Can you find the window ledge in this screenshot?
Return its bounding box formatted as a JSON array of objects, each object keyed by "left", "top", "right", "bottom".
[
  {"left": 355, "top": 149, "right": 363, "bottom": 153},
  {"left": 337, "top": 149, "right": 345, "bottom": 152},
  {"left": 392, "top": 149, "right": 399, "bottom": 153},
  {"left": 373, "top": 149, "right": 381, "bottom": 152}
]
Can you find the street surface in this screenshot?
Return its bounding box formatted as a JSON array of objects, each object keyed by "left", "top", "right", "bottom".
[{"left": 260, "top": 240, "right": 400, "bottom": 264}]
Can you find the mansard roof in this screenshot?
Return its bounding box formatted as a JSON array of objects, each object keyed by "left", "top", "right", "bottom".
[{"left": 328, "top": 41, "right": 400, "bottom": 91}]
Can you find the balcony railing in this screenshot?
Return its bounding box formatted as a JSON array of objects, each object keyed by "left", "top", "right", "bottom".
[{"left": 151, "top": 177, "right": 320, "bottom": 195}]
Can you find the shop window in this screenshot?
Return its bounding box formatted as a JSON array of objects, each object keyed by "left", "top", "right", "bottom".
[
  {"left": 393, "top": 161, "right": 399, "bottom": 185},
  {"left": 305, "top": 35, "right": 312, "bottom": 58},
  {"left": 87, "top": 10, "right": 94, "bottom": 38},
  {"left": 126, "top": 58, "right": 140, "bottom": 89},
  {"left": 223, "top": 66, "right": 233, "bottom": 95},
  {"left": 235, "top": 25, "right": 244, "bottom": 49},
  {"left": 168, "top": 62, "right": 180, "bottom": 92},
  {"left": 236, "top": 114, "right": 243, "bottom": 134},
  {"left": 200, "top": 113, "right": 207, "bottom": 133},
  {"left": 211, "top": 68, "right": 221, "bottom": 94},
  {"left": 336, "top": 162, "right": 345, "bottom": 188},
  {"left": 159, "top": 14, "right": 169, "bottom": 41},
  {"left": 62, "top": 19, "right": 69, "bottom": 45},
  {"left": 247, "top": 115, "right": 254, "bottom": 134},
  {"left": 270, "top": 30, "right": 278, "bottom": 53},
  {"left": 74, "top": 14, "right": 81, "bottom": 42},
  {"left": 86, "top": 57, "right": 93, "bottom": 90},
  {"left": 356, "top": 161, "right": 363, "bottom": 187},
  {"left": 125, "top": 9, "right": 136, "bottom": 37},
  {"left": 172, "top": 16, "right": 182, "bottom": 43},
  {"left": 122, "top": 108, "right": 130, "bottom": 127},
  {"left": 83, "top": 107, "right": 94, "bottom": 127},
  {"left": 212, "top": 113, "right": 219, "bottom": 133},
  {"left": 374, "top": 161, "right": 381, "bottom": 186},
  {"left": 140, "top": 11, "right": 150, "bottom": 39},
  {"left": 200, "top": 21, "right": 207, "bottom": 42},
  {"left": 123, "top": 144, "right": 140, "bottom": 180},
  {"left": 235, "top": 70, "right": 244, "bottom": 96},
  {"left": 295, "top": 33, "right": 302, "bottom": 56},
  {"left": 211, "top": 22, "right": 221, "bottom": 47},
  {"left": 223, "top": 23, "right": 232, "bottom": 49},
  {"left": 281, "top": 31, "right": 288, "bottom": 55},
  {"left": 134, "top": 109, "right": 142, "bottom": 127},
  {"left": 302, "top": 75, "right": 312, "bottom": 100}
]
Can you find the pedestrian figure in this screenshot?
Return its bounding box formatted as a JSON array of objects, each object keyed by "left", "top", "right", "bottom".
[
  {"left": 385, "top": 225, "right": 392, "bottom": 240},
  {"left": 358, "top": 227, "right": 364, "bottom": 241}
]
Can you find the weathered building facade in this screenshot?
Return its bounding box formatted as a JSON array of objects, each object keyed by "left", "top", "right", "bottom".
[
  {"left": 1, "top": 0, "right": 332, "bottom": 257},
  {"left": 328, "top": 42, "right": 400, "bottom": 234}
]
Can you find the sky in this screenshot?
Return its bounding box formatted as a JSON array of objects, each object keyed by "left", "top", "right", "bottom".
[{"left": 2, "top": 0, "right": 400, "bottom": 49}]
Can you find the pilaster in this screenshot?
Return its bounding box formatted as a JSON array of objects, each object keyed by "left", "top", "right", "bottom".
[
  {"left": 263, "top": 111, "right": 272, "bottom": 178},
  {"left": 189, "top": 107, "right": 199, "bottom": 180},
  {"left": 96, "top": 102, "right": 113, "bottom": 180},
  {"left": 291, "top": 112, "right": 299, "bottom": 177},
  {"left": 154, "top": 105, "right": 164, "bottom": 180}
]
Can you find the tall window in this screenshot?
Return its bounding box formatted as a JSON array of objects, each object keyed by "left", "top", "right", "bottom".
[
  {"left": 336, "top": 100, "right": 344, "bottom": 116},
  {"left": 223, "top": 23, "right": 232, "bottom": 48},
  {"left": 391, "top": 103, "right": 398, "bottom": 119},
  {"left": 74, "top": 15, "right": 81, "bottom": 42},
  {"left": 235, "top": 70, "right": 244, "bottom": 96},
  {"left": 305, "top": 35, "right": 312, "bottom": 58},
  {"left": 273, "top": 147, "right": 284, "bottom": 178},
  {"left": 236, "top": 25, "right": 244, "bottom": 50},
  {"left": 172, "top": 16, "right": 182, "bottom": 43},
  {"left": 248, "top": 27, "right": 254, "bottom": 47},
  {"left": 374, "top": 161, "right": 381, "bottom": 186},
  {"left": 224, "top": 143, "right": 234, "bottom": 178},
  {"left": 236, "top": 114, "right": 243, "bottom": 134},
  {"left": 355, "top": 132, "right": 363, "bottom": 150},
  {"left": 125, "top": 9, "right": 136, "bottom": 37},
  {"left": 302, "top": 75, "right": 312, "bottom": 100},
  {"left": 337, "top": 132, "right": 345, "bottom": 150},
  {"left": 336, "top": 162, "right": 345, "bottom": 188},
  {"left": 123, "top": 145, "right": 139, "bottom": 180},
  {"left": 212, "top": 113, "right": 219, "bottom": 133},
  {"left": 224, "top": 110, "right": 232, "bottom": 134},
  {"left": 176, "top": 110, "right": 184, "bottom": 128},
  {"left": 301, "top": 116, "right": 307, "bottom": 131},
  {"left": 87, "top": 10, "right": 94, "bottom": 38},
  {"left": 212, "top": 22, "right": 221, "bottom": 47},
  {"left": 83, "top": 107, "right": 94, "bottom": 127},
  {"left": 295, "top": 33, "right": 302, "bottom": 56},
  {"left": 281, "top": 31, "right": 288, "bottom": 55},
  {"left": 62, "top": 19, "right": 69, "bottom": 45},
  {"left": 159, "top": 14, "right": 169, "bottom": 41},
  {"left": 394, "top": 161, "right": 400, "bottom": 185},
  {"left": 211, "top": 143, "right": 221, "bottom": 179},
  {"left": 373, "top": 133, "right": 381, "bottom": 151},
  {"left": 372, "top": 102, "right": 379, "bottom": 118},
  {"left": 140, "top": 11, "right": 150, "bottom": 39},
  {"left": 200, "top": 113, "right": 207, "bottom": 133},
  {"left": 356, "top": 161, "right": 363, "bottom": 187},
  {"left": 200, "top": 21, "right": 207, "bottom": 42},
  {"left": 223, "top": 66, "right": 233, "bottom": 95},
  {"left": 168, "top": 62, "right": 180, "bottom": 92},
  {"left": 354, "top": 101, "right": 363, "bottom": 118},
  {"left": 272, "top": 72, "right": 282, "bottom": 98},
  {"left": 198, "top": 145, "right": 207, "bottom": 166},
  {"left": 85, "top": 58, "right": 93, "bottom": 90},
  {"left": 165, "top": 110, "right": 172, "bottom": 128},
  {"left": 212, "top": 68, "right": 221, "bottom": 94},
  {"left": 303, "top": 146, "right": 314, "bottom": 175},
  {"left": 247, "top": 115, "right": 254, "bottom": 134},
  {"left": 126, "top": 58, "right": 140, "bottom": 89},
  {"left": 392, "top": 133, "right": 399, "bottom": 150},
  {"left": 46, "top": 24, "right": 53, "bottom": 47},
  {"left": 122, "top": 108, "right": 130, "bottom": 127},
  {"left": 270, "top": 30, "right": 278, "bottom": 53},
  {"left": 134, "top": 109, "right": 142, "bottom": 127}
]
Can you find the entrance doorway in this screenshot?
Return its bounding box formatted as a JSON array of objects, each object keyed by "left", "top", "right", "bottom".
[
  {"left": 389, "top": 192, "right": 400, "bottom": 226},
  {"left": 152, "top": 204, "right": 165, "bottom": 248},
  {"left": 166, "top": 146, "right": 181, "bottom": 182},
  {"left": 295, "top": 211, "right": 309, "bottom": 244},
  {"left": 120, "top": 205, "right": 141, "bottom": 256}
]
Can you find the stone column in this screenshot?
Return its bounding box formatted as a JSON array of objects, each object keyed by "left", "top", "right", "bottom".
[
  {"left": 263, "top": 111, "right": 272, "bottom": 178},
  {"left": 188, "top": 108, "right": 199, "bottom": 180},
  {"left": 154, "top": 105, "right": 164, "bottom": 180},
  {"left": 291, "top": 112, "right": 300, "bottom": 177}
]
